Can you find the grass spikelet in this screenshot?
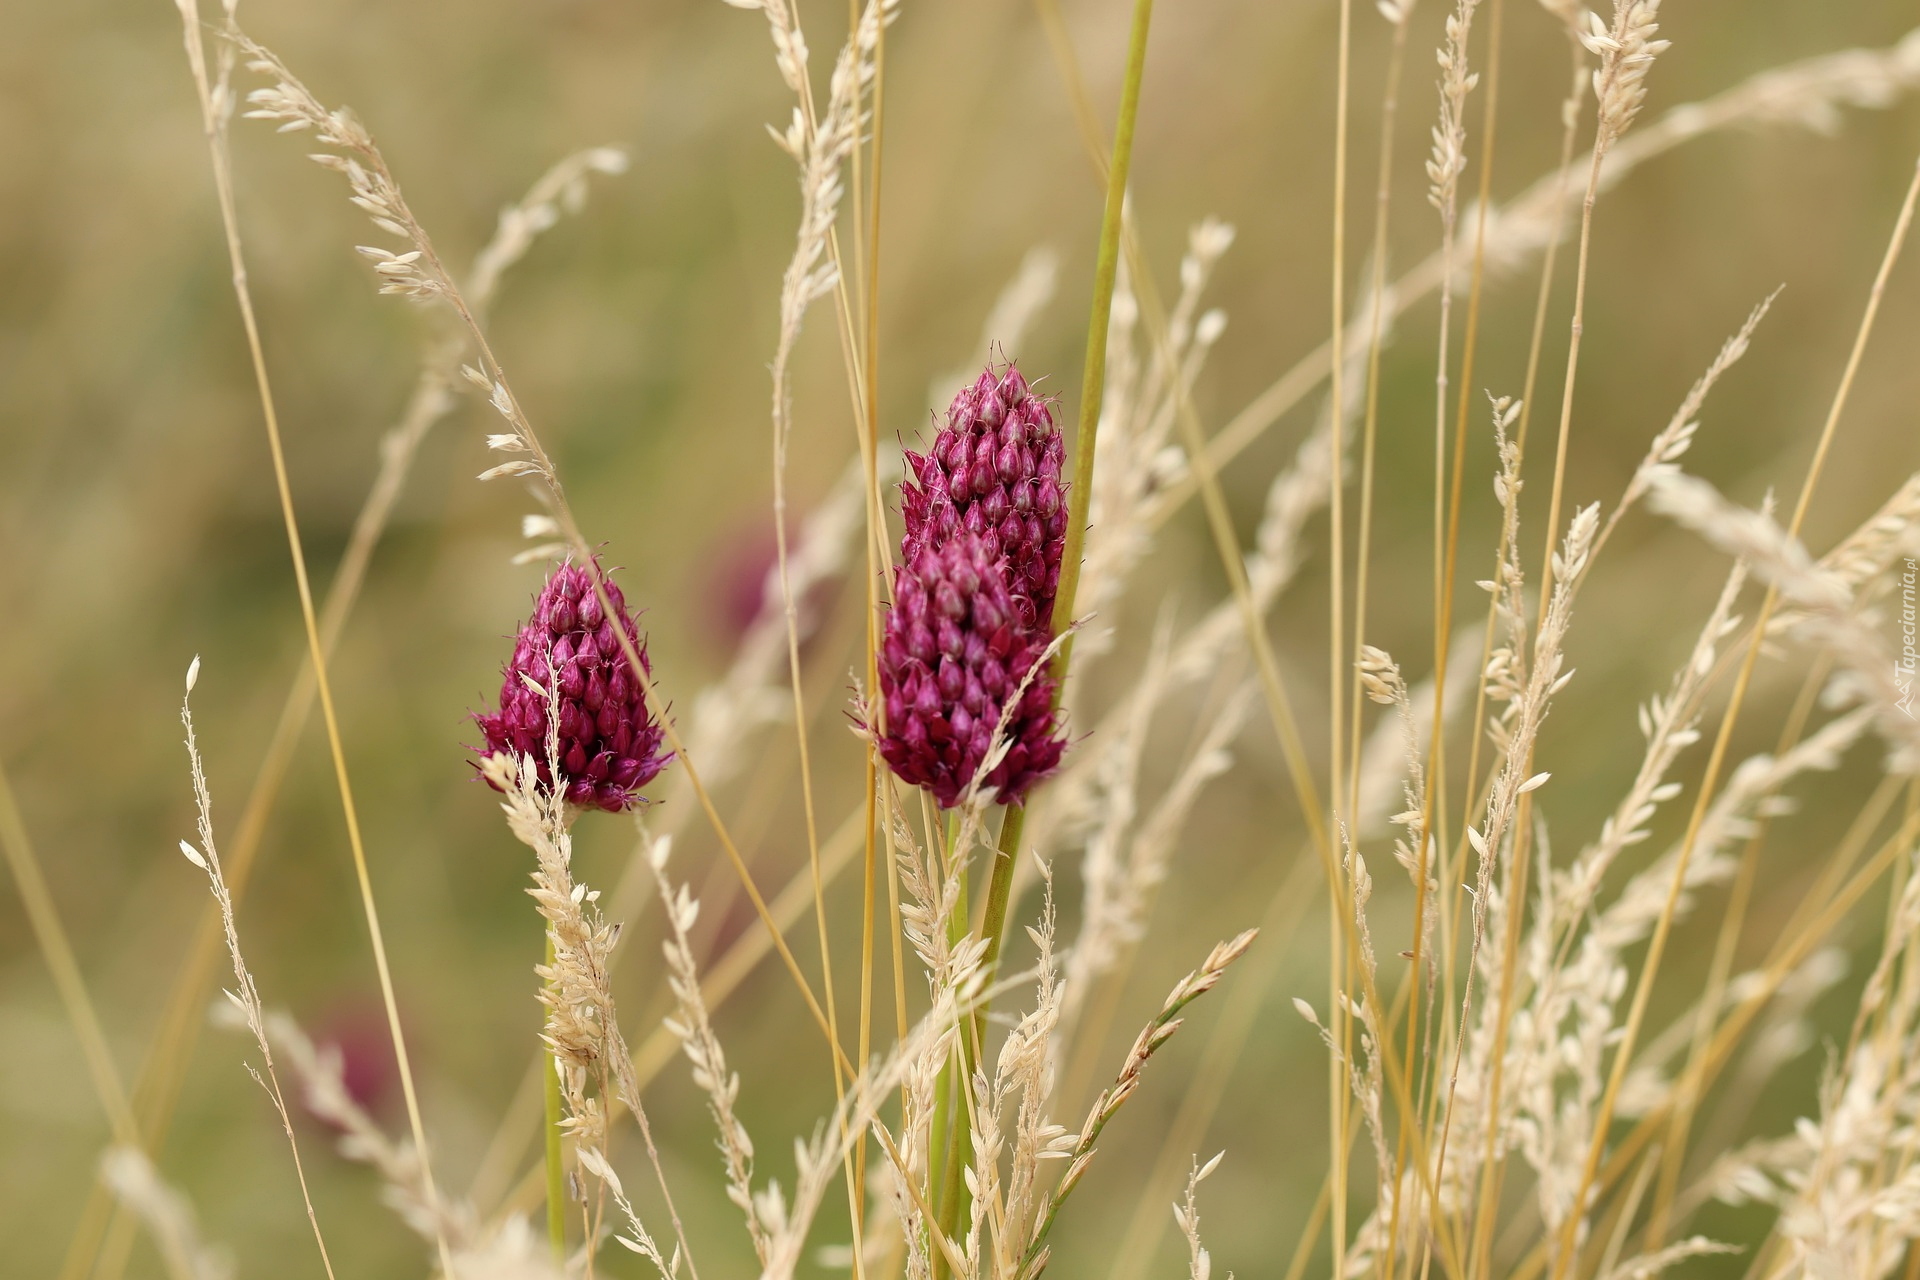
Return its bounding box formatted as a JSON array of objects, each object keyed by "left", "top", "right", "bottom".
[
  {"left": 1172, "top": 1152, "right": 1226, "bottom": 1280},
  {"left": 999, "top": 867, "right": 1072, "bottom": 1264},
  {"left": 177, "top": 662, "right": 336, "bottom": 1279},
  {"left": 1583, "top": 1, "right": 1672, "bottom": 150},
  {"left": 479, "top": 685, "right": 696, "bottom": 1273},
  {"left": 648, "top": 835, "right": 772, "bottom": 1265},
  {"left": 1017, "top": 929, "right": 1258, "bottom": 1279}
]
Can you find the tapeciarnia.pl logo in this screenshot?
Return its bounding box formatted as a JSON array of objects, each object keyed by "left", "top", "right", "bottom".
[{"left": 1899, "top": 557, "right": 1917, "bottom": 719}]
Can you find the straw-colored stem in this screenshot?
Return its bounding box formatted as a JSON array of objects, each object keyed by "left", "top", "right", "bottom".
[
  {"left": 1345, "top": 1, "right": 1413, "bottom": 836},
  {"left": 750, "top": 23, "right": 895, "bottom": 1261},
  {"left": 1535, "top": 137, "right": 1610, "bottom": 637},
  {"left": 1501, "top": 801, "right": 1920, "bottom": 1280},
  {"left": 99, "top": 363, "right": 458, "bottom": 1278},
  {"left": 1102, "top": 44, "right": 1472, "bottom": 1280},
  {"left": 1425, "top": 26, "right": 1506, "bottom": 1248},
  {"left": 0, "top": 765, "right": 204, "bottom": 1280},
  {"left": 0, "top": 765, "right": 141, "bottom": 1157},
  {"left": 760, "top": 2, "right": 854, "bottom": 1246},
  {"left": 1642, "top": 656, "right": 1828, "bottom": 1246},
  {"left": 1327, "top": 0, "right": 1354, "bottom": 1263},
  {"left": 1451, "top": 44, "right": 1585, "bottom": 1276},
  {"left": 1550, "top": 152, "right": 1920, "bottom": 1280},
  {"left": 1030, "top": 0, "right": 1333, "bottom": 861},
  {"left": 174, "top": 15, "right": 456, "bottom": 1277},
  {"left": 1436, "top": 0, "right": 1515, "bottom": 1250},
  {"left": 852, "top": 0, "right": 889, "bottom": 1242},
  {"left": 1456, "top": 55, "right": 1609, "bottom": 1280}
]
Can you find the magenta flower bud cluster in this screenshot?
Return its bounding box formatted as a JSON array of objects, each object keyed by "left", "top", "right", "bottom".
[
  {"left": 877, "top": 533, "right": 1065, "bottom": 808},
  {"left": 901, "top": 364, "right": 1067, "bottom": 630},
  {"left": 476, "top": 561, "right": 670, "bottom": 813},
  {"left": 877, "top": 363, "right": 1070, "bottom": 808}
]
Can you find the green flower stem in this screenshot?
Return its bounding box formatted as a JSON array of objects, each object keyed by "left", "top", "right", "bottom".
[
  {"left": 932, "top": 0, "right": 1155, "bottom": 1264},
  {"left": 931, "top": 812, "right": 973, "bottom": 1279},
  {"left": 967, "top": 0, "right": 1153, "bottom": 1065},
  {"left": 932, "top": 1021, "right": 975, "bottom": 1275},
  {"left": 973, "top": 804, "right": 1026, "bottom": 1028},
  {"left": 1046, "top": 0, "right": 1155, "bottom": 682},
  {"left": 543, "top": 933, "right": 566, "bottom": 1263},
  {"left": 931, "top": 807, "right": 1023, "bottom": 1273}
]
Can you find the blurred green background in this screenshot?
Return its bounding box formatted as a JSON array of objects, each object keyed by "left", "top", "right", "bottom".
[{"left": 4, "top": 0, "right": 1920, "bottom": 1275}]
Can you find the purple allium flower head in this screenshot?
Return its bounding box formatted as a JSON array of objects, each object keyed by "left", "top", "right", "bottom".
[
  {"left": 876, "top": 532, "right": 1065, "bottom": 808},
  {"left": 475, "top": 560, "right": 671, "bottom": 812},
  {"left": 902, "top": 363, "right": 1068, "bottom": 631}
]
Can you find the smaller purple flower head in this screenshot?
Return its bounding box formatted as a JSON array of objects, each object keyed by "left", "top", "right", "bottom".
[
  {"left": 876, "top": 532, "right": 1066, "bottom": 808},
  {"left": 474, "top": 559, "right": 671, "bottom": 812},
  {"left": 902, "top": 362, "right": 1068, "bottom": 631},
  {"left": 309, "top": 999, "right": 399, "bottom": 1125}
]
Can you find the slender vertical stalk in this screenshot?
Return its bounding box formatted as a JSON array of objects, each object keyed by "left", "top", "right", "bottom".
[
  {"left": 1344, "top": 4, "right": 1413, "bottom": 851},
  {"left": 0, "top": 766, "right": 142, "bottom": 1160},
  {"left": 974, "top": 806, "right": 1027, "bottom": 1017},
  {"left": 0, "top": 764, "right": 207, "bottom": 1280},
  {"left": 1533, "top": 141, "right": 1605, "bottom": 637},
  {"left": 1550, "top": 153, "right": 1920, "bottom": 1280},
  {"left": 932, "top": 814, "right": 973, "bottom": 1280},
  {"left": 852, "top": 6, "right": 889, "bottom": 1261},
  {"left": 1047, "top": 0, "right": 1156, "bottom": 678},
  {"left": 1327, "top": 0, "right": 1354, "bottom": 1271},
  {"left": 170, "top": 12, "right": 456, "bottom": 1276},
  {"left": 1344, "top": 5, "right": 1414, "bottom": 1270},
  {"left": 932, "top": 1, "right": 1156, "bottom": 1266},
  {"left": 1430, "top": 0, "right": 1504, "bottom": 906},
  {"left": 1433, "top": 0, "right": 1507, "bottom": 1266},
  {"left": 968, "top": 0, "right": 1154, "bottom": 1076},
  {"left": 1449, "top": 44, "right": 1585, "bottom": 1273},
  {"left": 1644, "top": 657, "right": 1830, "bottom": 1247},
  {"left": 1412, "top": 5, "right": 1486, "bottom": 1132},
  {"left": 764, "top": 2, "right": 854, "bottom": 1242}
]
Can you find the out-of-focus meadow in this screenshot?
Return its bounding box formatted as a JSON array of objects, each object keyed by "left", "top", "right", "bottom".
[{"left": 4, "top": 0, "right": 1920, "bottom": 1276}]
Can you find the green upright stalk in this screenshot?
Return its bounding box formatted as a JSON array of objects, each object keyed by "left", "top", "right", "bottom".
[
  {"left": 971, "top": 0, "right": 1153, "bottom": 1025},
  {"left": 974, "top": 806, "right": 1026, "bottom": 1018},
  {"left": 931, "top": 815, "right": 974, "bottom": 1274},
  {"left": 543, "top": 934, "right": 567, "bottom": 1262},
  {"left": 931, "top": 0, "right": 1155, "bottom": 1266},
  {"left": 1048, "top": 0, "right": 1153, "bottom": 675}
]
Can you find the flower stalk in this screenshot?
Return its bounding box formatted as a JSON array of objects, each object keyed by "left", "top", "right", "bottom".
[{"left": 931, "top": 0, "right": 1157, "bottom": 1265}]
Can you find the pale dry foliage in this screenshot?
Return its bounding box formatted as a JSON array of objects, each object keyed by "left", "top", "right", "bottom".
[{"left": 52, "top": 4, "right": 1920, "bottom": 1280}]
